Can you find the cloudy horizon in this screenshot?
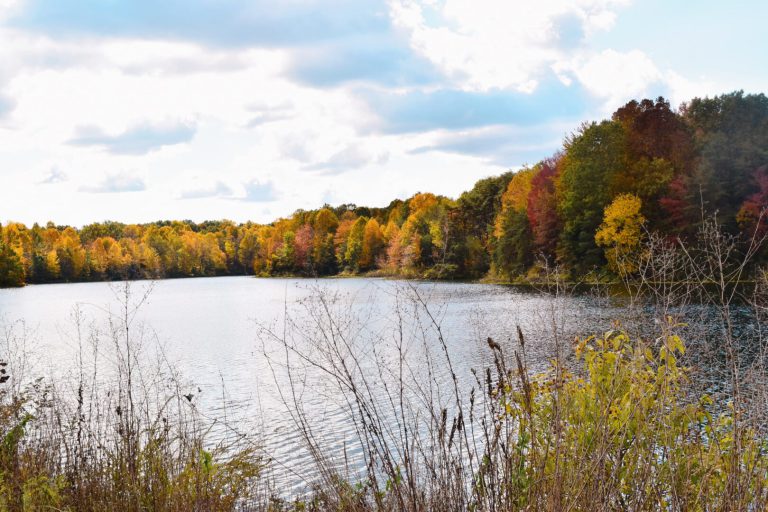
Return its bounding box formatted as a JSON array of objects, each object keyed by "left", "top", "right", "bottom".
[{"left": 0, "top": 0, "right": 765, "bottom": 227}]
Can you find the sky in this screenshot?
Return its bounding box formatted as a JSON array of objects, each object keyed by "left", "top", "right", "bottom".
[{"left": 0, "top": 0, "right": 766, "bottom": 226}]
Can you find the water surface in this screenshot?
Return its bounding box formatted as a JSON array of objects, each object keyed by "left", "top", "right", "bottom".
[{"left": 0, "top": 276, "right": 683, "bottom": 493}]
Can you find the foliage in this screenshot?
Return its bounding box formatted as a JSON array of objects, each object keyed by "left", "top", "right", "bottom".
[
  {"left": 488, "top": 329, "right": 768, "bottom": 510},
  {"left": 595, "top": 193, "right": 646, "bottom": 276},
  {"left": 557, "top": 120, "right": 628, "bottom": 272},
  {"left": 0, "top": 238, "right": 24, "bottom": 288},
  {"left": 493, "top": 209, "right": 532, "bottom": 279},
  {"left": 737, "top": 165, "right": 768, "bottom": 239},
  {"left": 680, "top": 91, "right": 768, "bottom": 232},
  {"left": 526, "top": 157, "right": 560, "bottom": 262}
]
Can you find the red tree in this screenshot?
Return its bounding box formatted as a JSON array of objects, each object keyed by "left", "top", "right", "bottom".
[
  {"left": 293, "top": 224, "right": 315, "bottom": 273},
  {"left": 737, "top": 166, "right": 768, "bottom": 238},
  {"left": 527, "top": 156, "right": 561, "bottom": 261}
]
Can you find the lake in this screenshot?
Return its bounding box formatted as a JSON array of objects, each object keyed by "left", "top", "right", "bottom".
[{"left": 0, "top": 275, "right": 741, "bottom": 494}]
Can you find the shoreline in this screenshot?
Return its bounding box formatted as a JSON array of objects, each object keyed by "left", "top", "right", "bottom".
[{"left": 4, "top": 271, "right": 762, "bottom": 291}]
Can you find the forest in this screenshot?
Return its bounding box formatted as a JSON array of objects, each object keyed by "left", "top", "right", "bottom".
[{"left": 1, "top": 91, "right": 767, "bottom": 287}]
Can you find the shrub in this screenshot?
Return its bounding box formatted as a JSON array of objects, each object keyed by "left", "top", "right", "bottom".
[{"left": 488, "top": 326, "right": 768, "bottom": 510}]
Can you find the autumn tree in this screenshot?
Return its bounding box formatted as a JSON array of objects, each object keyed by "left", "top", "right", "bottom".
[
  {"left": 44, "top": 250, "right": 61, "bottom": 280},
  {"left": 612, "top": 99, "right": 691, "bottom": 192},
  {"left": 595, "top": 194, "right": 646, "bottom": 276},
  {"left": 382, "top": 221, "right": 402, "bottom": 271},
  {"left": 558, "top": 121, "right": 627, "bottom": 273},
  {"left": 89, "top": 237, "right": 126, "bottom": 279},
  {"left": 55, "top": 227, "right": 88, "bottom": 281},
  {"left": 313, "top": 208, "right": 339, "bottom": 235},
  {"left": 237, "top": 228, "right": 261, "bottom": 274},
  {"left": 737, "top": 166, "right": 768, "bottom": 240},
  {"left": 312, "top": 208, "right": 339, "bottom": 275},
  {"left": 0, "top": 91, "right": 766, "bottom": 287},
  {"left": 453, "top": 172, "right": 514, "bottom": 274},
  {"left": 527, "top": 157, "right": 561, "bottom": 262},
  {"left": 343, "top": 217, "right": 367, "bottom": 271},
  {"left": 293, "top": 224, "right": 315, "bottom": 274},
  {"left": 679, "top": 91, "right": 768, "bottom": 232},
  {"left": 492, "top": 167, "right": 536, "bottom": 278},
  {"left": 0, "top": 226, "right": 25, "bottom": 287},
  {"left": 270, "top": 231, "right": 296, "bottom": 274},
  {"left": 143, "top": 225, "right": 182, "bottom": 276},
  {"left": 33, "top": 224, "right": 62, "bottom": 281},
  {"left": 119, "top": 238, "right": 160, "bottom": 278},
  {"left": 397, "top": 193, "right": 450, "bottom": 270},
  {"left": 359, "top": 218, "right": 384, "bottom": 270},
  {"left": 2, "top": 223, "right": 32, "bottom": 281},
  {"left": 331, "top": 212, "right": 355, "bottom": 261}
]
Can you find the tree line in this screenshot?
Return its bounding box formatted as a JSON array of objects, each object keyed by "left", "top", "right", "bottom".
[{"left": 1, "top": 91, "right": 767, "bottom": 287}]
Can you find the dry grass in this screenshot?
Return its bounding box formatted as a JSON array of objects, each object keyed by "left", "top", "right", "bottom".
[{"left": 0, "top": 283, "right": 263, "bottom": 511}]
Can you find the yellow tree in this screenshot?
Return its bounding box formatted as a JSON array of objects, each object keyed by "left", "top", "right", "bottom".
[
  {"left": 360, "top": 218, "right": 384, "bottom": 270},
  {"left": 343, "top": 217, "right": 367, "bottom": 271},
  {"left": 408, "top": 192, "right": 438, "bottom": 214},
  {"left": 383, "top": 220, "right": 402, "bottom": 271},
  {"left": 0, "top": 224, "right": 25, "bottom": 287},
  {"left": 313, "top": 208, "right": 339, "bottom": 235},
  {"left": 312, "top": 208, "right": 339, "bottom": 274},
  {"left": 178, "top": 231, "right": 201, "bottom": 275},
  {"left": 2, "top": 222, "right": 32, "bottom": 279},
  {"left": 494, "top": 166, "right": 536, "bottom": 237},
  {"left": 202, "top": 233, "right": 227, "bottom": 273},
  {"left": 120, "top": 238, "right": 160, "bottom": 277},
  {"left": 237, "top": 227, "right": 261, "bottom": 274},
  {"left": 333, "top": 214, "right": 356, "bottom": 265},
  {"left": 89, "top": 237, "right": 125, "bottom": 277},
  {"left": 251, "top": 225, "right": 273, "bottom": 274},
  {"left": 45, "top": 250, "right": 61, "bottom": 279},
  {"left": 55, "top": 228, "right": 87, "bottom": 280},
  {"left": 398, "top": 193, "right": 450, "bottom": 269},
  {"left": 491, "top": 167, "right": 537, "bottom": 277},
  {"left": 595, "top": 193, "right": 646, "bottom": 276}
]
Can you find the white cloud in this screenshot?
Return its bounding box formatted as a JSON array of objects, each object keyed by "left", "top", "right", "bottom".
[
  {"left": 0, "top": 0, "right": 22, "bottom": 22},
  {"left": 239, "top": 180, "right": 277, "bottom": 202},
  {"left": 569, "top": 49, "right": 662, "bottom": 106},
  {"left": 80, "top": 172, "right": 145, "bottom": 193},
  {"left": 179, "top": 180, "right": 233, "bottom": 199},
  {"left": 304, "top": 144, "right": 390, "bottom": 174},
  {"left": 388, "top": 0, "right": 630, "bottom": 92},
  {"left": 0, "top": 92, "right": 14, "bottom": 118},
  {"left": 38, "top": 166, "right": 68, "bottom": 184},
  {"left": 0, "top": 30, "right": 391, "bottom": 223},
  {"left": 246, "top": 101, "right": 295, "bottom": 127},
  {"left": 68, "top": 120, "right": 196, "bottom": 155},
  {"left": 100, "top": 39, "right": 261, "bottom": 75},
  {"left": 386, "top": 0, "right": 722, "bottom": 116},
  {"left": 557, "top": 49, "right": 723, "bottom": 111},
  {"left": 663, "top": 70, "right": 718, "bottom": 107},
  {"left": 0, "top": 0, "right": 742, "bottom": 227}
]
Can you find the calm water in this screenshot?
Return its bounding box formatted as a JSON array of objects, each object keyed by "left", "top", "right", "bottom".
[{"left": 0, "top": 276, "right": 709, "bottom": 493}]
